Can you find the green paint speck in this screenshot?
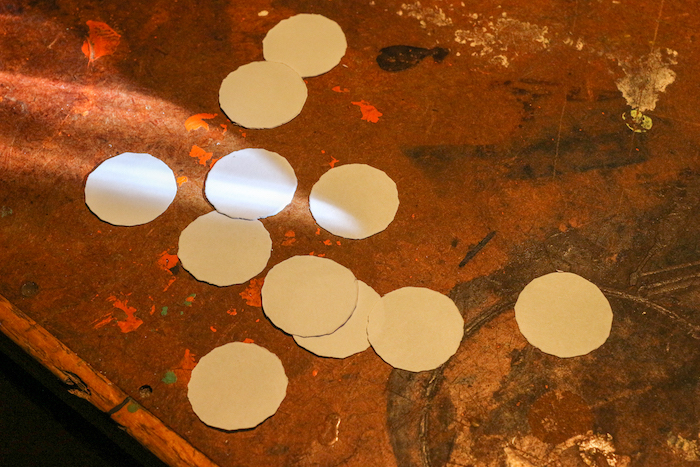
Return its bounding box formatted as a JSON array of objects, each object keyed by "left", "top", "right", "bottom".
[
  {"left": 127, "top": 403, "right": 139, "bottom": 413},
  {"left": 180, "top": 311, "right": 184, "bottom": 315},
  {"left": 161, "top": 306, "right": 168, "bottom": 316},
  {"left": 1, "top": 206, "right": 13, "bottom": 218},
  {"left": 161, "top": 371, "right": 177, "bottom": 384}
]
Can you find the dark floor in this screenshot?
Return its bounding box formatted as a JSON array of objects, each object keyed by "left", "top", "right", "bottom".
[{"left": 0, "top": 333, "right": 166, "bottom": 467}]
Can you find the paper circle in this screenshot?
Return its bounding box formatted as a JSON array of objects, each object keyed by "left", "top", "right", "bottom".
[
  {"left": 219, "top": 61, "right": 307, "bottom": 129},
  {"left": 309, "top": 164, "right": 399, "bottom": 239},
  {"left": 294, "top": 281, "right": 379, "bottom": 358},
  {"left": 367, "top": 287, "right": 464, "bottom": 372},
  {"left": 514, "top": 272, "right": 613, "bottom": 358},
  {"left": 187, "top": 342, "right": 288, "bottom": 431},
  {"left": 261, "top": 255, "right": 358, "bottom": 337},
  {"left": 205, "top": 148, "right": 297, "bottom": 220},
  {"left": 85, "top": 152, "right": 177, "bottom": 226},
  {"left": 263, "top": 14, "right": 347, "bottom": 77},
  {"left": 178, "top": 211, "right": 272, "bottom": 286}
]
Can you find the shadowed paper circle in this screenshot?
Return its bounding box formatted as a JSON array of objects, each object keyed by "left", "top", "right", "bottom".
[
  {"left": 262, "top": 255, "right": 358, "bottom": 337},
  {"left": 205, "top": 148, "right": 297, "bottom": 220},
  {"left": 514, "top": 272, "right": 613, "bottom": 358},
  {"left": 367, "top": 287, "right": 464, "bottom": 372},
  {"left": 187, "top": 342, "right": 288, "bottom": 431},
  {"left": 309, "top": 164, "right": 399, "bottom": 239},
  {"left": 219, "top": 61, "right": 307, "bottom": 129},
  {"left": 263, "top": 14, "right": 347, "bottom": 78},
  {"left": 294, "top": 281, "right": 379, "bottom": 358},
  {"left": 85, "top": 152, "right": 177, "bottom": 226},
  {"left": 178, "top": 212, "right": 271, "bottom": 286}
]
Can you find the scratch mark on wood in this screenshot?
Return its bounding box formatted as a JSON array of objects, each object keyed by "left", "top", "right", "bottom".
[{"left": 459, "top": 231, "right": 496, "bottom": 268}]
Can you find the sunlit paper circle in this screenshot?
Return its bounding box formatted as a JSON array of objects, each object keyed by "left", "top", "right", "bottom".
[
  {"left": 514, "top": 272, "right": 613, "bottom": 358},
  {"left": 219, "top": 61, "right": 307, "bottom": 129},
  {"left": 263, "top": 14, "right": 347, "bottom": 78},
  {"left": 262, "top": 255, "right": 358, "bottom": 337},
  {"left": 205, "top": 148, "right": 297, "bottom": 220},
  {"left": 85, "top": 152, "right": 176, "bottom": 226},
  {"left": 188, "top": 342, "right": 288, "bottom": 430},
  {"left": 294, "top": 281, "right": 379, "bottom": 358},
  {"left": 178, "top": 211, "right": 272, "bottom": 286},
  {"left": 367, "top": 287, "right": 464, "bottom": 372},
  {"left": 309, "top": 164, "right": 399, "bottom": 239}
]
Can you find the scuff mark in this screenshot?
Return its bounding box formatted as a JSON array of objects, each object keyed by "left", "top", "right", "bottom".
[
  {"left": 615, "top": 48, "right": 677, "bottom": 113},
  {"left": 398, "top": 2, "right": 452, "bottom": 28}
]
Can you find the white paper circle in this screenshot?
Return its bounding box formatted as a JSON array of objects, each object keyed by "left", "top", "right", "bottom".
[
  {"left": 514, "top": 272, "right": 613, "bottom": 358},
  {"left": 263, "top": 14, "right": 347, "bottom": 78},
  {"left": 178, "top": 212, "right": 272, "bottom": 286},
  {"left": 85, "top": 152, "right": 176, "bottom": 226},
  {"left": 205, "top": 148, "right": 297, "bottom": 220},
  {"left": 309, "top": 164, "right": 399, "bottom": 239},
  {"left": 367, "top": 287, "right": 464, "bottom": 372},
  {"left": 188, "top": 342, "right": 288, "bottom": 431},
  {"left": 262, "top": 255, "right": 358, "bottom": 337},
  {"left": 219, "top": 61, "right": 307, "bottom": 129},
  {"left": 294, "top": 281, "right": 379, "bottom": 358}
]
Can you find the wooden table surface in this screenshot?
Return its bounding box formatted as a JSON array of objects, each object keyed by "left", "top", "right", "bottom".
[{"left": 2, "top": 0, "right": 700, "bottom": 465}]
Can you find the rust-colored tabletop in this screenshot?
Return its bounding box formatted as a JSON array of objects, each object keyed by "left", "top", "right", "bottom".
[{"left": 2, "top": 0, "right": 700, "bottom": 465}]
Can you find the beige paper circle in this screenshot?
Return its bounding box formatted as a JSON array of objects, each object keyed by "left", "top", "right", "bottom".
[
  {"left": 294, "top": 281, "right": 380, "bottom": 358},
  {"left": 219, "top": 61, "right": 307, "bottom": 129},
  {"left": 261, "top": 255, "right": 358, "bottom": 337},
  {"left": 178, "top": 212, "right": 271, "bottom": 286},
  {"left": 367, "top": 287, "right": 464, "bottom": 372},
  {"left": 514, "top": 272, "right": 613, "bottom": 358},
  {"left": 187, "top": 342, "right": 288, "bottom": 431},
  {"left": 263, "top": 14, "right": 347, "bottom": 77},
  {"left": 205, "top": 148, "right": 297, "bottom": 220},
  {"left": 309, "top": 164, "right": 399, "bottom": 239},
  {"left": 85, "top": 152, "right": 177, "bottom": 226}
]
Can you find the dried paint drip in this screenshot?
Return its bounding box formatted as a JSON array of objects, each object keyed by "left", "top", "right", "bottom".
[{"left": 376, "top": 45, "right": 449, "bottom": 72}]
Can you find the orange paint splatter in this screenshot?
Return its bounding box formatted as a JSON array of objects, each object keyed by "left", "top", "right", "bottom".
[
  {"left": 150, "top": 305, "right": 156, "bottom": 315},
  {"left": 226, "top": 309, "right": 238, "bottom": 316},
  {"left": 220, "top": 123, "right": 228, "bottom": 134},
  {"left": 317, "top": 253, "right": 326, "bottom": 257},
  {"left": 93, "top": 314, "right": 114, "bottom": 329},
  {"left": 209, "top": 156, "right": 221, "bottom": 168},
  {"left": 164, "top": 276, "right": 177, "bottom": 292},
  {"left": 239, "top": 278, "right": 264, "bottom": 307},
  {"left": 157, "top": 251, "right": 179, "bottom": 271},
  {"left": 332, "top": 86, "right": 349, "bottom": 93},
  {"left": 210, "top": 326, "right": 217, "bottom": 332},
  {"left": 176, "top": 176, "right": 188, "bottom": 186},
  {"left": 82, "top": 21, "right": 121, "bottom": 64},
  {"left": 315, "top": 228, "right": 321, "bottom": 235},
  {"left": 173, "top": 349, "right": 197, "bottom": 386},
  {"left": 312, "top": 369, "right": 319, "bottom": 376},
  {"left": 189, "top": 145, "right": 213, "bottom": 166},
  {"left": 108, "top": 296, "right": 143, "bottom": 333},
  {"left": 329, "top": 156, "right": 340, "bottom": 168},
  {"left": 185, "top": 113, "right": 217, "bottom": 132},
  {"left": 336, "top": 241, "right": 341, "bottom": 246},
  {"left": 323, "top": 239, "right": 333, "bottom": 246},
  {"left": 243, "top": 338, "right": 255, "bottom": 343},
  {"left": 282, "top": 230, "right": 296, "bottom": 246},
  {"left": 351, "top": 100, "right": 382, "bottom": 123}
]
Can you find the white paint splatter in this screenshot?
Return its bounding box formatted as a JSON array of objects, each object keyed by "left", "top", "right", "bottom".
[
  {"left": 399, "top": 1, "right": 453, "bottom": 28},
  {"left": 615, "top": 48, "right": 678, "bottom": 113}
]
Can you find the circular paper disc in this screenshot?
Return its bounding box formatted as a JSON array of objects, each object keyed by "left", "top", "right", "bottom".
[
  {"left": 178, "top": 212, "right": 272, "bottom": 286},
  {"left": 219, "top": 61, "right": 307, "bottom": 129},
  {"left": 187, "top": 342, "right": 288, "bottom": 431},
  {"left": 514, "top": 272, "right": 613, "bottom": 358},
  {"left": 263, "top": 14, "right": 347, "bottom": 77},
  {"left": 294, "top": 281, "right": 380, "bottom": 358},
  {"left": 309, "top": 164, "right": 399, "bottom": 239},
  {"left": 261, "top": 255, "right": 358, "bottom": 337},
  {"left": 85, "top": 152, "right": 177, "bottom": 226},
  {"left": 367, "top": 287, "right": 464, "bottom": 372},
  {"left": 205, "top": 148, "right": 297, "bottom": 220}
]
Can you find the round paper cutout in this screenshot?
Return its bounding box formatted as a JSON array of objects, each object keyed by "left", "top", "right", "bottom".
[{"left": 85, "top": 152, "right": 177, "bottom": 226}]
